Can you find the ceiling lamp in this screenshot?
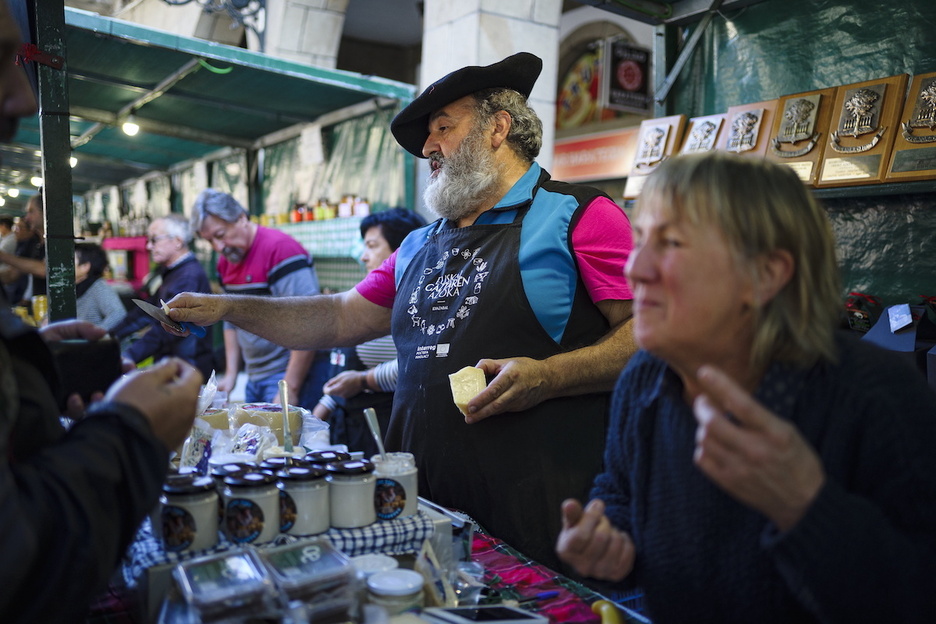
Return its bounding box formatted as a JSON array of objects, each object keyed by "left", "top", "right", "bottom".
[
  {"left": 122, "top": 114, "right": 140, "bottom": 136},
  {"left": 69, "top": 156, "right": 78, "bottom": 168},
  {"left": 0, "top": 197, "right": 5, "bottom": 207},
  {"left": 8, "top": 188, "right": 18, "bottom": 197},
  {"left": 30, "top": 173, "right": 44, "bottom": 187}
]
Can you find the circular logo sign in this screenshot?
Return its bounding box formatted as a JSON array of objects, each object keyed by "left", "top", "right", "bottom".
[{"left": 617, "top": 60, "right": 644, "bottom": 91}]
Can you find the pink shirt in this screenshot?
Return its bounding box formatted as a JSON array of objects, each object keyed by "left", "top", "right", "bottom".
[{"left": 356, "top": 196, "right": 632, "bottom": 308}]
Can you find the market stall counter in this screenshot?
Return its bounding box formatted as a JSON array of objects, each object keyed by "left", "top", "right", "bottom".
[{"left": 91, "top": 503, "right": 644, "bottom": 623}]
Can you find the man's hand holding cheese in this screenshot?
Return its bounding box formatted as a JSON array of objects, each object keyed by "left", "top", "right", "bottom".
[{"left": 452, "top": 357, "right": 560, "bottom": 424}]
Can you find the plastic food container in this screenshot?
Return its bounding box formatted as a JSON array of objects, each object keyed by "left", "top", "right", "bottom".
[
  {"left": 351, "top": 553, "right": 399, "bottom": 579},
  {"left": 259, "top": 539, "right": 357, "bottom": 622},
  {"left": 366, "top": 569, "right": 425, "bottom": 615}
]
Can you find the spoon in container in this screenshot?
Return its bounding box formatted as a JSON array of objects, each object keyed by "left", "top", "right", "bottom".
[
  {"left": 278, "top": 379, "right": 293, "bottom": 454},
  {"left": 364, "top": 407, "right": 387, "bottom": 462}
]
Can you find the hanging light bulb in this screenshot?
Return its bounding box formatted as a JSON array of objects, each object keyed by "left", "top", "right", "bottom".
[
  {"left": 69, "top": 156, "right": 78, "bottom": 168},
  {"left": 122, "top": 114, "right": 140, "bottom": 136},
  {"left": 0, "top": 196, "right": 5, "bottom": 207},
  {"left": 8, "top": 188, "right": 19, "bottom": 197},
  {"left": 30, "top": 173, "right": 44, "bottom": 187}
]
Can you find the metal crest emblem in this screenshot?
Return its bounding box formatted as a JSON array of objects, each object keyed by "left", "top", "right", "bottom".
[
  {"left": 830, "top": 85, "right": 886, "bottom": 153},
  {"left": 634, "top": 124, "right": 670, "bottom": 170},
  {"left": 683, "top": 119, "right": 721, "bottom": 153},
  {"left": 771, "top": 95, "right": 821, "bottom": 158},
  {"left": 726, "top": 109, "right": 763, "bottom": 153},
  {"left": 901, "top": 77, "right": 936, "bottom": 143}
]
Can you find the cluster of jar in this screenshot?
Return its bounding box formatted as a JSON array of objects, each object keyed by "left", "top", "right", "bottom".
[{"left": 157, "top": 450, "right": 418, "bottom": 555}]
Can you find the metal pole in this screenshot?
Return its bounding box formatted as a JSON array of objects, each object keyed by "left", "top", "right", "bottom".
[{"left": 33, "top": 0, "right": 76, "bottom": 321}]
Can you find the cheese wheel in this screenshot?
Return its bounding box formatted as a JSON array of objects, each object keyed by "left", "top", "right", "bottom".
[
  {"left": 448, "top": 366, "right": 486, "bottom": 416},
  {"left": 200, "top": 407, "right": 231, "bottom": 431},
  {"left": 233, "top": 402, "right": 302, "bottom": 446}
]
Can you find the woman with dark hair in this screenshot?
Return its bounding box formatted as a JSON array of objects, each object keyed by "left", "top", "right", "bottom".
[
  {"left": 75, "top": 242, "right": 126, "bottom": 331},
  {"left": 312, "top": 208, "right": 426, "bottom": 456}
]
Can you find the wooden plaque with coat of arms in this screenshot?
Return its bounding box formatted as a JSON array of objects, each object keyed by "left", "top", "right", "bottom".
[
  {"left": 886, "top": 72, "right": 936, "bottom": 182},
  {"left": 715, "top": 100, "right": 778, "bottom": 157},
  {"left": 679, "top": 113, "right": 727, "bottom": 155},
  {"left": 765, "top": 87, "right": 836, "bottom": 186},
  {"left": 817, "top": 74, "right": 909, "bottom": 187},
  {"left": 623, "top": 114, "right": 686, "bottom": 200}
]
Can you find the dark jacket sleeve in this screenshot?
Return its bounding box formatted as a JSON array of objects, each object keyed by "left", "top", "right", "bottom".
[
  {"left": 764, "top": 341, "right": 936, "bottom": 624},
  {"left": 1, "top": 324, "right": 169, "bottom": 623},
  {"left": 126, "top": 257, "right": 212, "bottom": 364}
]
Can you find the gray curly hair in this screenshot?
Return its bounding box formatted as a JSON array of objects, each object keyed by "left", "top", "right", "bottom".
[{"left": 471, "top": 88, "right": 542, "bottom": 163}]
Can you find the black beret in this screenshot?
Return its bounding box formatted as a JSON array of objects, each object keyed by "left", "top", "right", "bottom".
[{"left": 390, "top": 52, "right": 543, "bottom": 158}]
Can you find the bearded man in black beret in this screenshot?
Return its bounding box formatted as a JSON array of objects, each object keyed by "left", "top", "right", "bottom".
[{"left": 169, "top": 52, "right": 637, "bottom": 569}]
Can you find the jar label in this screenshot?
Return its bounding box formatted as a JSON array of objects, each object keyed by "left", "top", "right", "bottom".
[
  {"left": 280, "top": 490, "right": 296, "bottom": 532},
  {"left": 161, "top": 505, "right": 196, "bottom": 552},
  {"left": 374, "top": 478, "right": 406, "bottom": 520},
  {"left": 225, "top": 498, "right": 266, "bottom": 543}
]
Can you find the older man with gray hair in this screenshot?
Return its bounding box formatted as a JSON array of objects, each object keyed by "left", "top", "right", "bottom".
[
  {"left": 114, "top": 214, "right": 215, "bottom": 378},
  {"left": 191, "top": 189, "right": 325, "bottom": 408}
]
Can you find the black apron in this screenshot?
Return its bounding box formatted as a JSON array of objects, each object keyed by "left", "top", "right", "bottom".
[
  {"left": 326, "top": 346, "right": 394, "bottom": 459},
  {"left": 387, "top": 196, "right": 609, "bottom": 570}
]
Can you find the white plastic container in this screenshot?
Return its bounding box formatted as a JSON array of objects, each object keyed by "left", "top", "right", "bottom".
[
  {"left": 351, "top": 553, "right": 399, "bottom": 579},
  {"left": 370, "top": 452, "right": 418, "bottom": 520},
  {"left": 366, "top": 569, "right": 425, "bottom": 615}
]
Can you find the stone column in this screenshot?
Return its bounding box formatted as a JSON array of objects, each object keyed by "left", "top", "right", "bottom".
[
  {"left": 260, "top": 0, "right": 349, "bottom": 68},
  {"left": 420, "top": 0, "right": 563, "bottom": 170}
]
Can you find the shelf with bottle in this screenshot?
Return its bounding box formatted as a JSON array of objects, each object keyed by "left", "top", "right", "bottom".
[{"left": 269, "top": 215, "right": 365, "bottom": 259}]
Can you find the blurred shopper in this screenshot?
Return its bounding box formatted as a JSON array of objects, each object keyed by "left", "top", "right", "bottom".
[
  {"left": 0, "top": 2, "right": 204, "bottom": 622},
  {"left": 0, "top": 193, "right": 45, "bottom": 307},
  {"left": 0, "top": 216, "right": 34, "bottom": 304},
  {"left": 313, "top": 207, "right": 425, "bottom": 456},
  {"left": 113, "top": 214, "right": 214, "bottom": 379},
  {"left": 0, "top": 215, "right": 12, "bottom": 301},
  {"left": 0, "top": 215, "right": 13, "bottom": 257},
  {"left": 191, "top": 189, "right": 326, "bottom": 407},
  {"left": 74, "top": 242, "right": 126, "bottom": 331}
]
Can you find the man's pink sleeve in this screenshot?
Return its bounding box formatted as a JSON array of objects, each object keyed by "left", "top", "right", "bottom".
[
  {"left": 355, "top": 249, "right": 398, "bottom": 308},
  {"left": 572, "top": 196, "right": 634, "bottom": 303}
]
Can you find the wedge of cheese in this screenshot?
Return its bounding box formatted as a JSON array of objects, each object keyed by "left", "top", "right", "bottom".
[{"left": 448, "top": 366, "right": 486, "bottom": 416}]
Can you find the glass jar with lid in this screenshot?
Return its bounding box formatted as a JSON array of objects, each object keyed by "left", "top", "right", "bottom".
[
  {"left": 259, "top": 456, "right": 309, "bottom": 474},
  {"left": 326, "top": 459, "right": 376, "bottom": 528},
  {"left": 223, "top": 471, "right": 279, "bottom": 544},
  {"left": 305, "top": 450, "right": 351, "bottom": 468},
  {"left": 371, "top": 452, "right": 418, "bottom": 520},
  {"left": 159, "top": 474, "right": 219, "bottom": 553},
  {"left": 277, "top": 465, "right": 330, "bottom": 536}
]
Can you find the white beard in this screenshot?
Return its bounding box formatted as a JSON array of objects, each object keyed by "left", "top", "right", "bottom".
[{"left": 423, "top": 129, "right": 501, "bottom": 222}]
